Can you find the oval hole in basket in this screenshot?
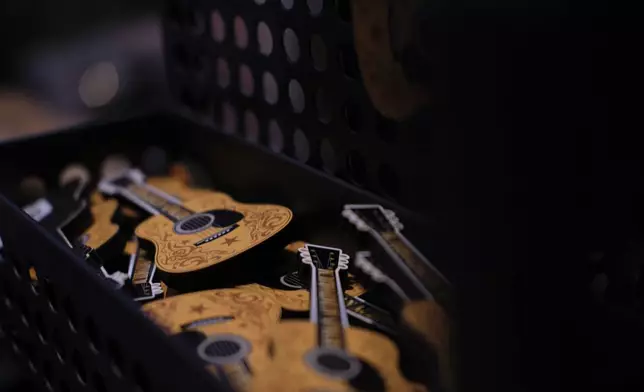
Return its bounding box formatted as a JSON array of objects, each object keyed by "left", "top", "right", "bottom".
[
  {"left": 289, "top": 80, "right": 305, "bottom": 113},
  {"left": 293, "top": 129, "right": 310, "bottom": 163},
  {"left": 257, "top": 21, "right": 273, "bottom": 56},
  {"left": 85, "top": 316, "right": 102, "bottom": 353},
  {"left": 43, "top": 360, "right": 54, "bottom": 388},
  {"left": 320, "top": 139, "right": 336, "bottom": 173},
  {"left": 308, "top": 0, "right": 324, "bottom": 15},
  {"left": 108, "top": 338, "right": 125, "bottom": 377},
  {"left": 42, "top": 278, "right": 59, "bottom": 313},
  {"left": 239, "top": 64, "right": 255, "bottom": 97},
  {"left": 234, "top": 16, "right": 249, "bottom": 49},
  {"left": 216, "top": 58, "right": 231, "bottom": 89},
  {"left": 283, "top": 28, "right": 300, "bottom": 63},
  {"left": 35, "top": 311, "right": 47, "bottom": 344},
  {"left": 211, "top": 10, "right": 226, "bottom": 43},
  {"left": 344, "top": 101, "right": 363, "bottom": 133},
  {"left": 281, "top": 0, "right": 294, "bottom": 10},
  {"left": 52, "top": 328, "right": 66, "bottom": 363},
  {"left": 262, "top": 72, "right": 279, "bottom": 105},
  {"left": 244, "top": 110, "right": 260, "bottom": 144},
  {"left": 311, "top": 34, "right": 328, "bottom": 71},
  {"left": 72, "top": 349, "right": 87, "bottom": 385},
  {"left": 268, "top": 120, "right": 284, "bottom": 153},
  {"left": 63, "top": 297, "right": 78, "bottom": 332}
]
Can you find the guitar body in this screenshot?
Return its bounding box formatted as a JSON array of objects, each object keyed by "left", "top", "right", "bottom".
[
  {"left": 242, "top": 279, "right": 366, "bottom": 312},
  {"left": 240, "top": 283, "right": 309, "bottom": 312},
  {"left": 135, "top": 192, "right": 292, "bottom": 273},
  {"left": 83, "top": 199, "right": 119, "bottom": 250},
  {"left": 143, "top": 288, "right": 282, "bottom": 379},
  {"left": 251, "top": 321, "right": 422, "bottom": 392}
]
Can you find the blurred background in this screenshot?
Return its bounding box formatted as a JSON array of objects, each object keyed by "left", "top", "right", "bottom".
[{"left": 0, "top": 0, "right": 167, "bottom": 141}]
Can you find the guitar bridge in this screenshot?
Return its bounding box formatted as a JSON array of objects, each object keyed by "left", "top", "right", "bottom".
[{"left": 194, "top": 224, "right": 239, "bottom": 247}]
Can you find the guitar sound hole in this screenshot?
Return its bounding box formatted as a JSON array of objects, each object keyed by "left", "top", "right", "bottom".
[
  {"left": 305, "top": 347, "right": 362, "bottom": 380},
  {"left": 280, "top": 272, "right": 304, "bottom": 289},
  {"left": 197, "top": 335, "right": 251, "bottom": 365},
  {"left": 318, "top": 354, "right": 352, "bottom": 371},
  {"left": 206, "top": 341, "right": 241, "bottom": 357},
  {"left": 174, "top": 213, "right": 215, "bottom": 234}
]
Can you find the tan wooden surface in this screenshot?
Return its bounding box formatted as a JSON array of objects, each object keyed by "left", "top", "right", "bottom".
[
  {"left": 135, "top": 192, "right": 292, "bottom": 273},
  {"left": 250, "top": 321, "right": 425, "bottom": 392}
]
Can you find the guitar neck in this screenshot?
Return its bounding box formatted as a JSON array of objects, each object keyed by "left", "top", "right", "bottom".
[
  {"left": 211, "top": 362, "right": 252, "bottom": 392},
  {"left": 376, "top": 230, "right": 453, "bottom": 309},
  {"left": 131, "top": 248, "right": 156, "bottom": 285},
  {"left": 311, "top": 268, "right": 348, "bottom": 349},
  {"left": 120, "top": 182, "right": 194, "bottom": 222},
  {"left": 344, "top": 295, "right": 396, "bottom": 334}
]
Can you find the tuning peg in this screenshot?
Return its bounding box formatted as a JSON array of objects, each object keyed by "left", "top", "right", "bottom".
[
  {"left": 151, "top": 283, "right": 164, "bottom": 296},
  {"left": 383, "top": 209, "right": 404, "bottom": 231},
  {"left": 341, "top": 210, "right": 369, "bottom": 232},
  {"left": 98, "top": 180, "right": 118, "bottom": 195},
  {"left": 127, "top": 169, "right": 147, "bottom": 184},
  {"left": 338, "top": 253, "right": 351, "bottom": 269},
  {"left": 299, "top": 248, "right": 312, "bottom": 264},
  {"left": 355, "top": 251, "right": 388, "bottom": 283}
]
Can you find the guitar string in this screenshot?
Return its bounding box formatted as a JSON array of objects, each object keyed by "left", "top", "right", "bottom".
[{"left": 132, "top": 184, "right": 231, "bottom": 240}]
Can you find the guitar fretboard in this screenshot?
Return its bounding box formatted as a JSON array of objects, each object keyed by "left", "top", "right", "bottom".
[
  {"left": 210, "top": 362, "right": 252, "bottom": 392},
  {"left": 316, "top": 269, "right": 345, "bottom": 349},
  {"left": 381, "top": 231, "right": 452, "bottom": 308},
  {"left": 343, "top": 295, "right": 396, "bottom": 334},
  {"left": 132, "top": 250, "right": 153, "bottom": 285},
  {"left": 126, "top": 184, "right": 194, "bottom": 221}
]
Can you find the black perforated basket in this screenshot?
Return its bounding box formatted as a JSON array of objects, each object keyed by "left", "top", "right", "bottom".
[
  {"left": 0, "top": 107, "right": 434, "bottom": 392},
  {"left": 4, "top": 1, "right": 444, "bottom": 390},
  {"left": 6, "top": 0, "right": 644, "bottom": 391}
]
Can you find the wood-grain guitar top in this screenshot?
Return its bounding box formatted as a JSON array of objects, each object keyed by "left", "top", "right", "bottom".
[
  {"left": 99, "top": 169, "right": 293, "bottom": 274},
  {"left": 250, "top": 244, "right": 424, "bottom": 392}
]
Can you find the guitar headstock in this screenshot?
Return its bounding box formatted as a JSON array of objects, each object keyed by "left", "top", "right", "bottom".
[
  {"left": 355, "top": 251, "right": 418, "bottom": 302},
  {"left": 342, "top": 204, "right": 403, "bottom": 235},
  {"left": 299, "top": 244, "right": 350, "bottom": 272},
  {"left": 98, "top": 168, "right": 146, "bottom": 196},
  {"left": 354, "top": 251, "right": 388, "bottom": 283}
]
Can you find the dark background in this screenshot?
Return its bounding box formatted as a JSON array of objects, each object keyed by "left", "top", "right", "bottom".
[
  {"left": 0, "top": 0, "right": 167, "bottom": 140},
  {"left": 1, "top": 0, "right": 644, "bottom": 391}
]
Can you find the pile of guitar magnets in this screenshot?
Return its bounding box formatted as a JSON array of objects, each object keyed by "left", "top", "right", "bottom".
[{"left": 17, "top": 162, "right": 453, "bottom": 392}]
